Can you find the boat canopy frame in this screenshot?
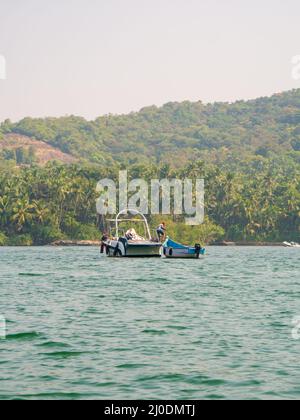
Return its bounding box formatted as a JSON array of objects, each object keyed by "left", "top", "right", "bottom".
[{"left": 107, "top": 209, "right": 152, "bottom": 240}]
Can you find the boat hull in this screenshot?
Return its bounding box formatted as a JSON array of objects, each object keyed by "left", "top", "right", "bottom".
[
  {"left": 163, "top": 247, "right": 204, "bottom": 259},
  {"left": 163, "top": 238, "right": 206, "bottom": 259},
  {"left": 104, "top": 239, "right": 162, "bottom": 258},
  {"left": 283, "top": 242, "right": 300, "bottom": 248}
]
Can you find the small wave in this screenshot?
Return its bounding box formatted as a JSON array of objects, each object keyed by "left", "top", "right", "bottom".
[
  {"left": 18, "top": 273, "right": 44, "bottom": 277},
  {"left": 142, "top": 329, "right": 167, "bottom": 335},
  {"left": 230, "top": 379, "right": 262, "bottom": 387},
  {"left": 116, "top": 363, "right": 150, "bottom": 369},
  {"left": 138, "top": 373, "right": 187, "bottom": 382},
  {"left": 138, "top": 373, "right": 227, "bottom": 387},
  {"left": 41, "top": 351, "right": 86, "bottom": 359},
  {"left": 204, "top": 394, "right": 226, "bottom": 400},
  {"left": 95, "top": 382, "right": 117, "bottom": 388},
  {"left": 166, "top": 325, "right": 188, "bottom": 331},
  {"left": 180, "top": 374, "right": 227, "bottom": 386},
  {"left": 37, "top": 341, "right": 70, "bottom": 349},
  {"left": 6, "top": 332, "right": 41, "bottom": 341},
  {"left": 16, "top": 392, "right": 87, "bottom": 400}
]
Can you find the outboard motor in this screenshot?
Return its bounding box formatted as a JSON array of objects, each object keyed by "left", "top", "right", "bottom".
[
  {"left": 195, "top": 244, "right": 202, "bottom": 259},
  {"left": 116, "top": 237, "right": 128, "bottom": 256},
  {"left": 113, "top": 242, "right": 120, "bottom": 257}
]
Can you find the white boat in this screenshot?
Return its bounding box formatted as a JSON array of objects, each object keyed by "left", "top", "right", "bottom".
[
  {"left": 283, "top": 241, "right": 300, "bottom": 248},
  {"left": 102, "top": 209, "right": 162, "bottom": 258}
]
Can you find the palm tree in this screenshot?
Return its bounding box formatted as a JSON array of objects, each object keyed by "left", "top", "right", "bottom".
[
  {"left": 11, "top": 199, "right": 35, "bottom": 232},
  {"left": 32, "top": 201, "right": 50, "bottom": 224}
]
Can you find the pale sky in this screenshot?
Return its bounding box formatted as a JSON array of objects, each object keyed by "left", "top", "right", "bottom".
[{"left": 0, "top": 0, "right": 300, "bottom": 122}]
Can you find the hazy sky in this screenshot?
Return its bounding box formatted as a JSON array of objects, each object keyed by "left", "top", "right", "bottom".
[{"left": 0, "top": 0, "right": 300, "bottom": 122}]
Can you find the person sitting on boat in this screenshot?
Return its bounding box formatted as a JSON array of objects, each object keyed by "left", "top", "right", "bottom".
[
  {"left": 126, "top": 229, "right": 135, "bottom": 240},
  {"left": 156, "top": 222, "right": 166, "bottom": 242},
  {"left": 126, "top": 228, "right": 144, "bottom": 241}
]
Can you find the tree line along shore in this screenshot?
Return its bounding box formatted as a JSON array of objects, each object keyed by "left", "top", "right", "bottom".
[
  {"left": 0, "top": 160, "right": 299, "bottom": 246},
  {"left": 1, "top": 90, "right": 299, "bottom": 246}
]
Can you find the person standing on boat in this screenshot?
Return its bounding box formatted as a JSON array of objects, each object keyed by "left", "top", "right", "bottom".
[
  {"left": 156, "top": 222, "right": 166, "bottom": 242},
  {"left": 100, "top": 232, "right": 109, "bottom": 254}
]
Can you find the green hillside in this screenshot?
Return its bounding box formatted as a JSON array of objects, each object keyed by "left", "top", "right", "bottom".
[
  {"left": 1, "top": 89, "right": 300, "bottom": 167},
  {"left": 1, "top": 89, "right": 300, "bottom": 246}
]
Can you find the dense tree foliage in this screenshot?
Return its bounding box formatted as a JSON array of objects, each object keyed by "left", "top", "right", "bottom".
[
  {"left": 0, "top": 157, "right": 299, "bottom": 245},
  {"left": 0, "top": 89, "right": 300, "bottom": 245},
  {"left": 1, "top": 89, "right": 300, "bottom": 166},
  {"left": 0, "top": 146, "right": 37, "bottom": 165}
]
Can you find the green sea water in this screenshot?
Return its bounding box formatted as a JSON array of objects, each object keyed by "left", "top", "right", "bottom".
[{"left": 0, "top": 246, "right": 299, "bottom": 400}]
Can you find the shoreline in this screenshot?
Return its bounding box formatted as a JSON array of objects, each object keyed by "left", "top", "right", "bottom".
[
  {"left": 51, "top": 240, "right": 102, "bottom": 246},
  {"left": 212, "top": 241, "right": 284, "bottom": 247},
  {"left": 50, "top": 240, "right": 286, "bottom": 247},
  {"left": 0, "top": 240, "right": 288, "bottom": 247}
]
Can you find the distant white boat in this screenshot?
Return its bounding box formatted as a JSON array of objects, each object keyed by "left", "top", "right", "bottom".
[{"left": 283, "top": 241, "right": 300, "bottom": 248}]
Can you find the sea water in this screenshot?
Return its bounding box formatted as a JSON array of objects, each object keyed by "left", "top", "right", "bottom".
[{"left": 0, "top": 246, "right": 299, "bottom": 400}]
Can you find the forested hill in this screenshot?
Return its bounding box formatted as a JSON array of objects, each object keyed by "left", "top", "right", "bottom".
[
  {"left": 1, "top": 89, "right": 300, "bottom": 167},
  {"left": 1, "top": 89, "right": 300, "bottom": 246}
]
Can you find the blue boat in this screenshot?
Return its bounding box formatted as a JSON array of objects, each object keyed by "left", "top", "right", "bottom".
[{"left": 163, "top": 237, "right": 206, "bottom": 259}]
